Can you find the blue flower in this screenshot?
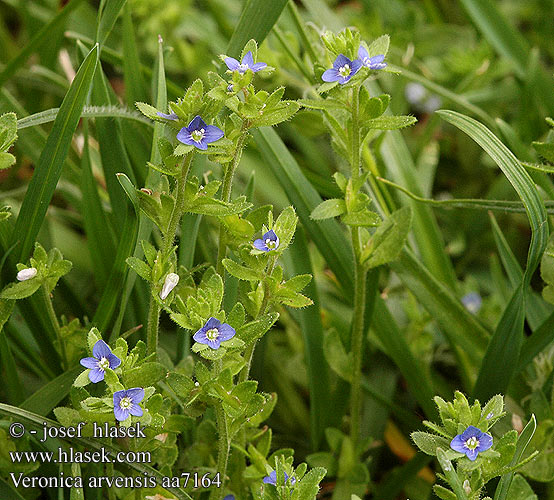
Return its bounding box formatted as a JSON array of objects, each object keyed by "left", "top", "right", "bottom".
[
  {"left": 156, "top": 111, "right": 179, "bottom": 121},
  {"left": 224, "top": 51, "right": 267, "bottom": 74},
  {"left": 113, "top": 388, "right": 144, "bottom": 422},
  {"left": 450, "top": 425, "right": 493, "bottom": 461},
  {"left": 177, "top": 116, "right": 224, "bottom": 151},
  {"left": 358, "top": 46, "right": 387, "bottom": 70},
  {"left": 80, "top": 340, "right": 121, "bottom": 383},
  {"left": 253, "top": 230, "right": 279, "bottom": 252},
  {"left": 193, "top": 317, "right": 236, "bottom": 350},
  {"left": 263, "top": 470, "right": 296, "bottom": 487},
  {"left": 462, "top": 292, "right": 482, "bottom": 314},
  {"left": 223, "top": 496, "right": 235, "bottom": 500},
  {"left": 322, "top": 54, "right": 362, "bottom": 84}
]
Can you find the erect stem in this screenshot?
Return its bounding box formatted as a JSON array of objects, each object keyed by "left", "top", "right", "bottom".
[
  {"left": 210, "top": 359, "right": 229, "bottom": 500},
  {"left": 146, "top": 153, "right": 194, "bottom": 357},
  {"left": 216, "top": 128, "right": 249, "bottom": 276},
  {"left": 42, "top": 285, "right": 67, "bottom": 370},
  {"left": 348, "top": 84, "right": 368, "bottom": 446}
]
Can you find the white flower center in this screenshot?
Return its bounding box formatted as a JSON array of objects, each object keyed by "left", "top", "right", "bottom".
[
  {"left": 265, "top": 238, "right": 277, "bottom": 249},
  {"left": 206, "top": 328, "right": 219, "bottom": 341},
  {"left": 363, "top": 57, "right": 370, "bottom": 66},
  {"left": 191, "top": 129, "right": 205, "bottom": 143},
  {"left": 98, "top": 357, "right": 110, "bottom": 371},
  {"left": 119, "top": 397, "right": 132, "bottom": 410},
  {"left": 339, "top": 64, "right": 351, "bottom": 77},
  {"left": 465, "top": 436, "right": 479, "bottom": 450},
  {"left": 238, "top": 64, "right": 249, "bottom": 73}
]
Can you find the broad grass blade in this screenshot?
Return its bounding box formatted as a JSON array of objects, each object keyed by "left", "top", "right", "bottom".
[
  {"left": 11, "top": 44, "right": 99, "bottom": 261},
  {"left": 227, "top": 0, "right": 289, "bottom": 57}
]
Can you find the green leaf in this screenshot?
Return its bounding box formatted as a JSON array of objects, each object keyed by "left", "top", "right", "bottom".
[
  {"left": 364, "top": 115, "right": 417, "bottom": 130},
  {"left": 126, "top": 256, "right": 151, "bottom": 282},
  {"left": 0, "top": 153, "right": 15, "bottom": 170},
  {"left": 0, "top": 279, "right": 41, "bottom": 300},
  {"left": 0, "top": 113, "right": 17, "bottom": 151},
  {"left": 341, "top": 209, "right": 380, "bottom": 227},
  {"left": 226, "top": 0, "right": 289, "bottom": 58},
  {"left": 11, "top": 44, "right": 98, "bottom": 262},
  {"left": 96, "top": 0, "right": 127, "bottom": 48},
  {"left": 122, "top": 362, "right": 168, "bottom": 388},
  {"left": 361, "top": 206, "right": 412, "bottom": 269},
  {"left": 237, "top": 313, "right": 279, "bottom": 346},
  {"left": 323, "top": 328, "right": 352, "bottom": 382},
  {"left": 273, "top": 206, "right": 298, "bottom": 253},
  {"left": 367, "top": 34, "right": 390, "bottom": 58},
  {"left": 310, "top": 199, "right": 346, "bottom": 220},
  {"left": 504, "top": 475, "right": 537, "bottom": 500},
  {"left": 222, "top": 259, "right": 261, "bottom": 281},
  {"left": 411, "top": 432, "right": 452, "bottom": 457}
]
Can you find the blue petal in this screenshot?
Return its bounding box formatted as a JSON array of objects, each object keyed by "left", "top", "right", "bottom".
[
  {"left": 242, "top": 51, "right": 254, "bottom": 68},
  {"left": 203, "top": 125, "right": 224, "bottom": 143},
  {"left": 205, "top": 317, "right": 221, "bottom": 329},
  {"left": 217, "top": 323, "right": 236, "bottom": 342},
  {"left": 461, "top": 425, "right": 481, "bottom": 441},
  {"left": 369, "top": 54, "right": 385, "bottom": 64},
  {"left": 93, "top": 339, "right": 111, "bottom": 359},
  {"left": 350, "top": 59, "right": 363, "bottom": 75},
  {"left": 126, "top": 387, "right": 145, "bottom": 404},
  {"left": 108, "top": 353, "right": 121, "bottom": 369},
  {"left": 333, "top": 54, "right": 351, "bottom": 69},
  {"left": 466, "top": 448, "right": 479, "bottom": 461},
  {"left": 253, "top": 239, "right": 269, "bottom": 251},
  {"left": 193, "top": 329, "right": 209, "bottom": 344},
  {"left": 207, "top": 338, "right": 221, "bottom": 350},
  {"left": 263, "top": 229, "right": 278, "bottom": 242},
  {"left": 477, "top": 432, "right": 493, "bottom": 452},
  {"left": 129, "top": 404, "right": 143, "bottom": 417},
  {"left": 450, "top": 434, "right": 466, "bottom": 454},
  {"left": 194, "top": 138, "right": 208, "bottom": 150},
  {"left": 177, "top": 128, "right": 194, "bottom": 146},
  {"left": 321, "top": 68, "right": 340, "bottom": 83},
  {"left": 263, "top": 471, "right": 277, "bottom": 485},
  {"left": 358, "top": 46, "right": 369, "bottom": 61},
  {"left": 188, "top": 115, "right": 207, "bottom": 131},
  {"left": 113, "top": 390, "right": 125, "bottom": 407},
  {"left": 88, "top": 368, "right": 105, "bottom": 383},
  {"left": 224, "top": 57, "right": 240, "bottom": 71},
  {"left": 251, "top": 62, "right": 267, "bottom": 72},
  {"left": 156, "top": 111, "right": 178, "bottom": 121},
  {"left": 114, "top": 406, "right": 129, "bottom": 422},
  {"left": 80, "top": 357, "right": 98, "bottom": 369}
]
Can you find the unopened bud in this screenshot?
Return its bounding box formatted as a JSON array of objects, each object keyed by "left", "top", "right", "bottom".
[
  {"left": 160, "top": 273, "right": 179, "bottom": 300},
  {"left": 463, "top": 480, "right": 471, "bottom": 494},
  {"left": 17, "top": 267, "right": 37, "bottom": 281}
]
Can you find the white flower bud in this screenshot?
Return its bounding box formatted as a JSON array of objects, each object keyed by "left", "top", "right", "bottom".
[
  {"left": 159, "top": 273, "right": 179, "bottom": 300},
  {"left": 16, "top": 267, "right": 37, "bottom": 281},
  {"left": 463, "top": 480, "right": 471, "bottom": 494}
]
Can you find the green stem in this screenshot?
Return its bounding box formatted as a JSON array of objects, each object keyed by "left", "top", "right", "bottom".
[
  {"left": 216, "top": 130, "right": 248, "bottom": 275},
  {"left": 349, "top": 85, "right": 368, "bottom": 446},
  {"left": 210, "top": 359, "right": 229, "bottom": 500},
  {"left": 42, "top": 285, "right": 67, "bottom": 369},
  {"left": 287, "top": 1, "right": 318, "bottom": 63},
  {"left": 146, "top": 153, "right": 194, "bottom": 356}
]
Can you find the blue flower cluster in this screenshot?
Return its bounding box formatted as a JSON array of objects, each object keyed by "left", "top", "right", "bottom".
[{"left": 322, "top": 46, "right": 387, "bottom": 85}]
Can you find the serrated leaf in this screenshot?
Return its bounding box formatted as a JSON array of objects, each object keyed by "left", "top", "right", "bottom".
[
  {"left": 310, "top": 199, "right": 346, "bottom": 220},
  {"left": 364, "top": 115, "right": 417, "bottom": 130}
]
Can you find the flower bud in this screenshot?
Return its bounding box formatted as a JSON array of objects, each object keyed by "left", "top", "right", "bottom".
[
  {"left": 463, "top": 480, "right": 471, "bottom": 494},
  {"left": 160, "top": 273, "right": 179, "bottom": 300},
  {"left": 16, "top": 267, "right": 37, "bottom": 281}
]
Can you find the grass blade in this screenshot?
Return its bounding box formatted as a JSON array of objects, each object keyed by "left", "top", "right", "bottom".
[
  {"left": 288, "top": 225, "right": 331, "bottom": 450},
  {"left": 437, "top": 111, "right": 548, "bottom": 400},
  {"left": 11, "top": 43, "right": 99, "bottom": 261},
  {"left": 122, "top": 3, "right": 148, "bottom": 106},
  {"left": 96, "top": 0, "right": 127, "bottom": 48},
  {"left": 227, "top": 0, "right": 289, "bottom": 57}
]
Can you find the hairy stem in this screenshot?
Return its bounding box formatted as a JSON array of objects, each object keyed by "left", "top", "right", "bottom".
[
  {"left": 210, "top": 359, "right": 229, "bottom": 500},
  {"left": 216, "top": 130, "right": 248, "bottom": 275},
  {"left": 43, "top": 285, "right": 67, "bottom": 369},
  {"left": 349, "top": 85, "right": 368, "bottom": 446},
  {"left": 146, "top": 153, "right": 194, "bottom": 357}
]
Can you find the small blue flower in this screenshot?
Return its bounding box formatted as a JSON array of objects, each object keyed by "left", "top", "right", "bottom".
[
  {"left": 253, "top": 230, "right": 279, "bottom": 252},
  {"left": 358, "top": 46, "right": 387, "bottom": 70},
  {"left": 224, "top": 51, "right": 267, "bottom": 74},
  {"left": 322, "top": 54, "right": 362, "bottom": 84},
  {"left": 156, "top": 111, "right": 179, "bottom": 121},
  {"left": 223, "top": 496, "right": 235, "bottom": 500},
  {"left": 263, "top": 470, "right": 296, "bottom": 487},
  {"left": 462, "top": 292, "right": 482, "bottom": 314},
  {"left": 113, "top": 388, "right": 144, "bottom": 422},
  {"left": 80, "top": 340, "right": 121, "bottom": 383},
  {"left": 450, "top": 425, "right": 493, "bottom": 461},
  {"left": 177, "top": 116, "right": 224, "bottom": 151},
  {"left": 193, "top": 317, "right": 236, "bottom": 350}
]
